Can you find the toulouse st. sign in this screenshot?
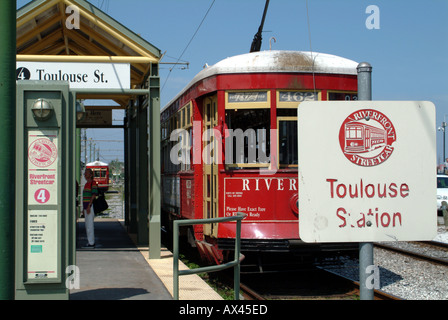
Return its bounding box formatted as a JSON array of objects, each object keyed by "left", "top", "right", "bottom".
[
  {"left": 16, "top": 61, "right": 130, "bottom": 89},
  {"left": 298, "top": 101, "right": 437, "bottom": 243}
]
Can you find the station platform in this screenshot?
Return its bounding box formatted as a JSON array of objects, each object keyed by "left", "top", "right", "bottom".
[{"left": 71, "top": 219, "right": 223, "bottom": 300}]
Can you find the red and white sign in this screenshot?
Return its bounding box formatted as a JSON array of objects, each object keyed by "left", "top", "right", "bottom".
[
  {"left": 34, "top": 188, "right": 50, "bottom": 204},
  {"left": 298, "top": 101, "right": 436, "bottom": 242},
  {"left": 339, "top": 109, "right": 397, "bottom": 167},
  {"left": 28, "top": 137, "right": 57, "bottom": 168},
  {"left": 28, "top": 131, "right": 58, "bottom": 205}
]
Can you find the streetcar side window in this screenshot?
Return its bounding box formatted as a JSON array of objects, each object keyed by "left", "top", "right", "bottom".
[
  {"left": 180, "top": 102, "right": 192, "bottom": 171},
  {"left": 328, "top": 91, "right": 357, "bottom": 101},
  {"left": 161, "top": 120, "right": 170, "bottom": 173},
  {"left": 278, "top": 118, "right": 298, "bottom": 167},
  {"left": 276, "top": 90, "right": 317, "bottom": 169},
  {"left": 225, "top": 108, "right": 270, "bottom": 168}
]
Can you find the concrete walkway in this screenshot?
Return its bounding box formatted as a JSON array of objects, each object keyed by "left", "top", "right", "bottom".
[
  {"left": 71, "top": 218, "right": 223, "bottom": 300},
  {"left": 71, "top": 219, "right": 172, "bottom": 300}
]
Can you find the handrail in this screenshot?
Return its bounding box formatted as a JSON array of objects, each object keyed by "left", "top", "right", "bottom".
[{"left": 173, "top": 212, "right": 246, "bottom": 300}]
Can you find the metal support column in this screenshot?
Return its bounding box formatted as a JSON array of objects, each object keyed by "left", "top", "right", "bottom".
[
  {"left": 0, "top": 0, "right": 16, "bottom": 300},
  {"left": 148, "top": 63, "right": 161, "bottom": 259},
  {"left": 137, "top": 97, "right": 149, "bottom": 244},
  {"left": 128, "top": 104, "right": 138, "bottom": 233},
  {"left": 124, "top": 112, "right": 129, "bottom": 226},
  {"left": 76, "top": 128, "right": 81, "bottom": 217},
  {"left": 357, "top": 62, "right": 374, "bottom": 300}
]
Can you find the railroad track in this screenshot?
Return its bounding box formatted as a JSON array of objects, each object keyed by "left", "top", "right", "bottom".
[
  {"left": 219, "top": 240, "right": 448, "bottom": 300},
  {"left": 240, "top": 281, "right": 266, "bottom": 300},
  {"left": 374, "top": 241, "right": 448, "bottom": 267},
  {"left": 237, "top": 266, "right": 402, "bottom": 300},
  {"left": 326, "top": 272, "right": 402, "bottom": 300},
  {"left": 240, "top": 276, "right": 401, "bottom": 300}
]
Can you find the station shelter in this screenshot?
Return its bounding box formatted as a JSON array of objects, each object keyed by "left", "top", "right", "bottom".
[{"left": 17, "top": 0, "right": 163, "bottom": 257}]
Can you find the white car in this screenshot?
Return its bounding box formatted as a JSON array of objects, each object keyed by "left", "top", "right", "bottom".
[{"left": 437, "top": 174, "right": 448, "bottom": 215}]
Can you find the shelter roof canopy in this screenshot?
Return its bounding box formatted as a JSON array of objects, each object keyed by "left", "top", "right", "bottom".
[{"left": 17, "top": 0, "right": 161, "bottom": 106}]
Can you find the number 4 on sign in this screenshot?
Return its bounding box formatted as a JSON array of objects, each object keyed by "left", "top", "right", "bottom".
[{"left": 35, "top": 188, "right": 50, "bottom": 204}]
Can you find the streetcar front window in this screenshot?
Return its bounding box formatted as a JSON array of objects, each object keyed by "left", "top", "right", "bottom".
[
  {"left": 346, "top": 127, "right": 362, "bottom": 139},
  {"left": 225, "top": 108, "right": 270, "bottom": 168}
]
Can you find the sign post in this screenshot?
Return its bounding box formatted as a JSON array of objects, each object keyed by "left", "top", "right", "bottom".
[
  {"left": 15, "top": 81, "right": 76, "bottom": 299},
  {"left": 357, "top": 62, "right": 374, "bottom": 300}
]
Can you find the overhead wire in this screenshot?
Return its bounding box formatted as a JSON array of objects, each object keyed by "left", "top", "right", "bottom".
[{"left": 161, "top": 0, "right": 216, "bottom": 93}]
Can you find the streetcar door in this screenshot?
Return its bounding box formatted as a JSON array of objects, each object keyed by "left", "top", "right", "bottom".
[
  {"left": 203, "top": 96, "right": 219, "bottom": 237},
  {"left": 365, "top": 129, "right": 371, "bottom": 150}
]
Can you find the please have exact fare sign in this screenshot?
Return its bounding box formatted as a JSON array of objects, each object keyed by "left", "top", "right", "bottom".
[{"left": 298, "top": 101, "right": 437, "bottom": 243}]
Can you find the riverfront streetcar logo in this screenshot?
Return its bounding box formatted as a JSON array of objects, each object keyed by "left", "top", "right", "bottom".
[
  {"left": 339, "top": 109, "right": 396, "bottom": 167},
  {"left": 28, "top": 138, "right": 58, "bottom": 167}
]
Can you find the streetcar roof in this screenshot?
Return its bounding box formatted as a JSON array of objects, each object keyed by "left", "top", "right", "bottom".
[
  {"left": 163, "top": 50, "right": 358, "bottom": 111},
  {"left": 200, "top": 50, "right": 358, "bottom": 76},
  {"left": 86, "top": 160, "right": 108, "bottom": 167}
]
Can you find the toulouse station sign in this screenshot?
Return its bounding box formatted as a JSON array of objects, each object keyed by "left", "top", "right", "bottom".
[
  {"left": 16, "top": 61, "right": 130, "bottom": 89},
  {"left": 298, "top": 101, "right": 437, "bottom": 243}
]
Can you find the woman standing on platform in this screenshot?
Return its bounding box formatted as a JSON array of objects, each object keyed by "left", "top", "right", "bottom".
[{"left": 83, "top": 168, "right": 98, "bottom": 248}]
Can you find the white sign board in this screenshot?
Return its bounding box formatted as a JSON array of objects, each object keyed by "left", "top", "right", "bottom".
[
  {"left": 27, "top": 130, "right": 59, "bottom": 280},
  {"left": 16, "top": 61, "right": 130, "bottom": 89},
  {"left": 298, "top": 101, "right": 436, "bottom": 243}
]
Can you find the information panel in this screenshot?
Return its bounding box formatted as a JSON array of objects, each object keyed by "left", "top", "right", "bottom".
[
  {"left": 298, "top": 101, "right": 437, "bottom": 243},
  {"left": 27, "top": 210, "right": 58, "bottom": 280},
  {"left": 27, "top": 130, "right": 59, "bottom": 281}
]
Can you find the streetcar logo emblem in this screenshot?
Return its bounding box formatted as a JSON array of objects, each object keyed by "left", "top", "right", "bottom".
[
  {"left": 338, "top": 109, "right": 396, "bottom": 167},
  {"left": 28, "top": 138, "right": 58, "bottom": 168}
]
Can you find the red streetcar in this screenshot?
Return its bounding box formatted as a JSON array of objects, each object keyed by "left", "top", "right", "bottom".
[
  {"left": 86, "top": 160, "right": 109, "bottom": 192},
  {"left": 161, "top": 50, "right": 359, "bottom": 264}
]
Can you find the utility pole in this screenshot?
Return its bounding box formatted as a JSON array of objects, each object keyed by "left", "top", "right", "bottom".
[
  {"left": 438, "top": 119, "right": 446, "bottom": 163},
  {"left": 0, "top": 0, "right": 16, "bottom": 300}
]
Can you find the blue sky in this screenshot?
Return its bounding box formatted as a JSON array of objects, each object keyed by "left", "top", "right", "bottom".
[{"left": 17, "top": 0, "right": 448, "bottom": 163}]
